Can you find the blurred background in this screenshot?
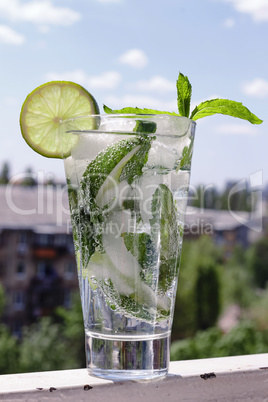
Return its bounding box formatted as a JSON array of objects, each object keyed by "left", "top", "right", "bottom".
[{"left": 0, "top": 0, "right": 268, "bottom": 373}]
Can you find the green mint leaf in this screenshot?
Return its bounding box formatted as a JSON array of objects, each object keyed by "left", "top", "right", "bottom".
[
  {"left": 101, "top": 279, "right": 169, "bottom": 321},
  {"left": 82, "top": 137, "right": 145, "bottom": 199},
  {"left": 176, "top": 72, "right": 192, "bottom": 118},
  {"left": 150, "top": 184, "right": 181, "bottom": 292},
  {"left": 122, "top": 232, "right": 157, "bottom": 285},
  {"left": 119, "top": 137, "right": 152, "bottom": 184},
  {"left": 190, "top": 98, "right": 263, "bottom": 124},
  {"left": 67, "top": 179, "right": 98, "bottom": 271},
  {"left": 178, "top": 139, "right": 194, "bottom": 171},
  {"left": 134, "top": 119, "right": 157, "bottom": 134},
  {"left": 118, "top": 120, "right": 155, "bottom": 184},
  {"left": 103, "top": 104, "right": 179, "bottom": 116}
]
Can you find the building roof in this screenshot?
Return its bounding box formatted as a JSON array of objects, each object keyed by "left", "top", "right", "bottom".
[
  {"left": 185, "top": 206, "right": 250, "bottom": 231},
  {"left": 0, "top": 185, "right": 260, "bottom": 236},
  {"left": 0, "top": 185, "right": 71, "bottom": 234}
]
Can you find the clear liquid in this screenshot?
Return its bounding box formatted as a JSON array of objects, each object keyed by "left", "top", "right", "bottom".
[
  {"left": 64, "top": 126, "right": 194, "bottom": 379},
  {"left": 85, "top": 330, "right": 170, "bottom": 380}
]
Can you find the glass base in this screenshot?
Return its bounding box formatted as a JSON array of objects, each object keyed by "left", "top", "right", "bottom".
[{"left": 85, "top": 331, "right": 170, "bottom": 381}]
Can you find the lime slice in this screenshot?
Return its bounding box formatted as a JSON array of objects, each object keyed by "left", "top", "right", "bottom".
[{"left": 20, "top": 81, "right": 100, "bottom": 158}]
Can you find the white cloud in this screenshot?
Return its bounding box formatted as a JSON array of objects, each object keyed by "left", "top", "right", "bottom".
[
  {"left": 242, "top": 78, "right": 268, "bottom": 98},
  {"left": 45, "top": 70, "right": 122, "bottom": 90},
  {"left": 221, "top": 0, "right": 268, "bottom": 22},
  {"left": 0, "top": 25, "right": 25, "bottom": 45},
  {"left": 103, "top": 94, "right": 177, "bottom": 111},
  {"left": 217, "top": 123, "right": 259, "bottom": 135},
  {"left": 118, "top": 49, "right": 149, "bottom": 69},
  {"left": 0, "top": 0, "right": 81, "bottom": 26},
  {"left": 223, "top": 17, "right": 235, "bottom": 27},
  {"left": 88, "top": 71, "right": 122, "bottom": 89},
  {"left": 128, "top": 76, "right": 174, "bottom": 93}
]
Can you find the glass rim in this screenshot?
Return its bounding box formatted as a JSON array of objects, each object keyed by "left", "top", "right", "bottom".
[{"left": 59, "top": 113, "right": 197, "bottom": 125}]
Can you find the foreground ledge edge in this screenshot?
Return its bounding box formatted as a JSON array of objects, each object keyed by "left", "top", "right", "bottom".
[{"left": 0, "top": 354, "right": 268, "bottom": 400}]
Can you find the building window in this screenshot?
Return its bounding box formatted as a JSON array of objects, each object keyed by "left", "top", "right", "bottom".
[
  {"left": 36, "top": 234, "right": 54, "bottom": 247},
  {"left": 54, "top": 234, "right": 67, "bottom": 247},
  {"left": 13, "top": 291, "right": 25, "bottom": 311},
  {"left": 37, "top": 261, "right": 54, "bottom": 278},
  {"left": 64, "top": 261, "right": 76, "bottom": 279},
  {"left": 16, "top": 262, "right": 26, "bottom": 279},
  {"left": 17, "top": 232, "right": 29, "bottom": 254}
]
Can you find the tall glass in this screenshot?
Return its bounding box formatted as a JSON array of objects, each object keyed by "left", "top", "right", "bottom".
[{"left": 60, "top": 114, "right": 196, "bottom": 380}]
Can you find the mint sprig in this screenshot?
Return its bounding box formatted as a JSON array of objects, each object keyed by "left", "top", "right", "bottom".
[
  {"left": 104, "top": 72, "right": 263, "bottom": 125},
  {"left": 150, "top": 184, "right": 181, "bottom": 292},
  {"left": 103, "top": 105, "right": 178, "bottom": 116},
  {"left": 177, "top": 72, "right": 192, "bottom": 118},
  {"left": 190, "top": 98, "right": 262, "bottom": 124}
]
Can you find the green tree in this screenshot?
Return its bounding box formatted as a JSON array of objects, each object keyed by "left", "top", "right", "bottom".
[
  {"left": 219, "top": 182, "right": 251, "bottom": 211},
  {"left": 195, "top": 261, "right": 221, "bottom": 330},
  {"left": 0, "top": 284, "right": 5, "bottom": 317},
  {"left": 191, "top": 185, "right": 220, "bottom": 209},
  {"left": 216, "top": 322, "right": 268, "bottom": 357},
  {"left": 18, "top": 317, "right": 75, "bottom": 372},
  {"left": 0, "top": 285, "right": 19, "bottom": 374},
  {"left": 248, "top": 288, "right": 268, "bottom": 331},
  {"left": 172, "top": 236, "right": 223, "bottom": 340},
  {"left": 56, "top": 293, "right": 85, "bottom": 368},
  {"left": 171, "top": 322, "right": 268, "bottom": 361},
  {"left": 0, "top": 325, "right": 19, "bottom": 374},
  {"left": 17, "top": 293, "right": 84, "bottom": 373},
  {"left": 220, "top": 245, "right": 255, "bottom": 308},
  {"left": 249, "top": 237, "right": 268, "bottom": 289},
  {"left": 0, "top": 162, "right": 10, "bottom": 184},
  {"left": 21, "top": 167, "right": 37, "bottom": 186}
]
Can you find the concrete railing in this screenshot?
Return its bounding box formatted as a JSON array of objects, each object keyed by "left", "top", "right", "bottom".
[{"left": 0, "top": 354, "right": 268, "bottom": 401}]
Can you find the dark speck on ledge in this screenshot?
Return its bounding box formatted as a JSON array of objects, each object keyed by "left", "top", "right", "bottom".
[
  {"left": 84, "top": 384, "right": 93, "bottom": 391},
  {"left": 200, "top": 372, "right": 216, "bottom": 380}
]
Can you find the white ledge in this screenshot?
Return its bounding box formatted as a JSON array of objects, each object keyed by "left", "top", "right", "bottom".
[{"left": 0, "top": 354, "right": 268, "bottom": 401}]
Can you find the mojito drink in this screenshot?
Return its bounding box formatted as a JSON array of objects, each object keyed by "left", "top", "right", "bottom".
[
  {"left": 61, "top": 114, "right": 196, "bottom": 379},
  {"left": 19, "top": 74, "right": 261, "bottom": 381}
]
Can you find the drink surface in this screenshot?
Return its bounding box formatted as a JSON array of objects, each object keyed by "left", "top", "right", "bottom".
[{"left": 62, "top": 116, "right": 195, "bottom": 339}]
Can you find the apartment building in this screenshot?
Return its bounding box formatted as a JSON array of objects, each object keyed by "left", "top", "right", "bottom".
[{"left": 0, "top": 184, "right": 78, "bottom": 336}]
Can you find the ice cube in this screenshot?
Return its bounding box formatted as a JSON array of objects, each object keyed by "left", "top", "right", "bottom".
[
  {"left": 146, "top": 141, "right": 179, "bottom": 171},
  {"left": 71, "top": 133, "right": 119, "bottom": 162}
]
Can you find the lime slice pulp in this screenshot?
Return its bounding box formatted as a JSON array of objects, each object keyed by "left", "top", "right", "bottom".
[{"left": 20, "top": 81, "right": 100, "bottom": 158}]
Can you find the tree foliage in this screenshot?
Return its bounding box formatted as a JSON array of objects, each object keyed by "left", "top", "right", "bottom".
[
  {"left": 249, "top": 236, "right": 268, "bottom": 289},
  {"left": 190, "top": 182, "right": 253, "bottom": 211},
  {"left": 0, "top": 162, "right": 10, "bottom": 184},
  {"left": 0, "top": 325, "right": 19, "bottom": 374},
  {"left": 195, "top": 261, "right": 221, "bottom": 330},
  {"left": 171, "top": 322, "right": 268, "bottom": 361},
  {"left": 0, "top": 292, "right": 84, "bottom": 374},
  {"left": 172, "top": 236, "right": 223, "bottom": 339},
  {"left": 18, "top": 317, "right": 77, "bottom": 373}
]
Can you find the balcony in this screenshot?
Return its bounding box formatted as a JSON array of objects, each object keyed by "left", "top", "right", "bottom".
[{"left": 0, "top": 354, "right": 267, "bottom": 401}]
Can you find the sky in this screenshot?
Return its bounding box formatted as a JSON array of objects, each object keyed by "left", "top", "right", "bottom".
[{"left": 0, "top": 0, "right": 267, "bottom": 191}]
